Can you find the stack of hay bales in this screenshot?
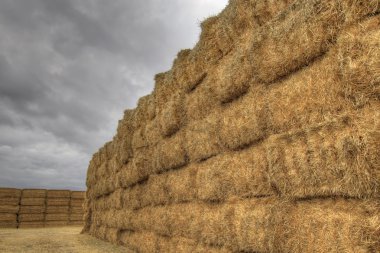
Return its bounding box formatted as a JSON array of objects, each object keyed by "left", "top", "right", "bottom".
[
  {"left": 18, "top": 189, "right": 46, "bottom": 228},
  {"left": 0, "top": 188, "right": 20, "bottom": 228},
  {"left": 83, "top": 0, "right": 380, "bottom": 252},
  {"left": 45, "top": 190, "right": 70, "bottom": 227},
  {"left": 69, "top": 191, "right": 85, "bottom": 226}
]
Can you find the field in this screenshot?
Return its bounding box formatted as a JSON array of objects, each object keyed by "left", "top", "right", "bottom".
[{"left": 0, "top": 227, "right": 130, "bottom": 253}]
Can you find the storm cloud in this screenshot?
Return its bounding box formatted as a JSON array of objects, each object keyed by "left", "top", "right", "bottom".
[{"left": 0, "top": 0, "right": 227, "bottom": 190}]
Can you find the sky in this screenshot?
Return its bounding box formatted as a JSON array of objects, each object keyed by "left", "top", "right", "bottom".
[{"left": 0, "top": 0, "right": 228, "bottom": 190}]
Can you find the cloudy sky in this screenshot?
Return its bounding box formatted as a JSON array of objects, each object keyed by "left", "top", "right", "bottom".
[{"left": 0, "top": 0, "right": 228, "bottom": 190}]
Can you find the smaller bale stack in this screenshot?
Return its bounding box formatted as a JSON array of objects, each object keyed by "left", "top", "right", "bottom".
[
  {"left": 45, "top": 190, "right": 70, "bottom": 227},
  {"left": 69, "top": 191, "right": 85, "bottom": 226},
  {"left": 18, "top": 189, "right": 46, "bottom": 228},
  {"left": 0, "top": 188, "right": 20, "bottom": 228}
]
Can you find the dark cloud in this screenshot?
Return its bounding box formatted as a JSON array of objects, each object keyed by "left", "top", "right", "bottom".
[{"left": 0, "top": 0, "right": 227, "bottom": 190}]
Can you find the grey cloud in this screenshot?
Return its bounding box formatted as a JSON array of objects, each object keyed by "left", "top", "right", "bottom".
[{"left": 0, "top": 0, "right": 228, "bottom": 190}]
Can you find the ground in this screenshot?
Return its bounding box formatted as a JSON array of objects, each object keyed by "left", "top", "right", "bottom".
[{"left": 0, "top": 227, "right": 131, "bottom": 253}]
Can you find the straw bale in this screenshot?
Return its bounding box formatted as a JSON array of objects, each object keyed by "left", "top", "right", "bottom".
[
  {"left": 154, "top": 130, "right": 187, "bottom": 173},
  {"left": 21, "top": 197, "right": 45, "bottom": 206},
  {"left": 70, "top": 206, "right": 84, "bottom": 214},
  {"left": 69, "top": 213, "right": 83, "bottom": 221},
  {"left": 70, "top": 191, "right": 86, "bottom": 201},
  {"left": 46, "top": 198, "right": 70, "bottom": 206},
  {"left": 0, "top": 205, "right": 19, "bottom": 213},
  {"left": 185, "top": 75, "right": 220, "bottom": 121},
  {"left": 140, "top": 174, "right": 168, "bottom": 208},
  {"left": 172, "top": 49, "right": 191, "bottom": 88},
  {"left": 154, "top": 71, "right": 180, "bottom": 118},
  {"left": 115, "top": 110, "right": 135, "bottom": 164},
  {"left": 0, "top": 213, "right": 17, "bottom": 222},
  {"left": 92, "top": 209, "right": 133, "bottom": 229},
  {"left": 0, "top": 197, "right": 19, "bottom": 206},
  {"left": 45, "top": 221, "right": 68, "bottom": 227},
  {"left": 338, "top": 16, "right": 380, "bottom": 107},
  {"left": 131, "top": 127, "right": 148, "bottom": 151},
  {"left": 68, "top": 221, "right": 83, "bottom": 226},
  {"left": 117, "top": 163, "right": 141, "bottom": 189},
  {"left": 196, "top": 145, "right": 273, "bottom": 201},
  {"left": 120, "top": 230, "right": 158, "bottom": 253},
  {"left": 251, "top": 0, "right": 380, "bottom": 84},
  {"left": 186, "top": 112, "right": 223, "bottom": 162},
  {"left": 104, "top": 227, "right": 120, "bottom": 244},
  {"left": 166, "top": 165, "right": 197, "bottom": 203},
  {"left": 0, "top": 221, "right": 18, "bottom": 228},
  {"left": 70, "top": 199, "right": 84, "bottom": 206},
  {"left": 250, "top": 0, "right": 294, "bottom": 26},
  {"left": 133, "top": 95, "right": 151, "bottom": 129},
  {"left": 215, "top": 39, "right": 253, "bottom": 103},
  {"left": 220, "top": 86, "right": 267, "bottom": 150},
  {"left": 267, "top": 108, "right": 380, "bottom": 199},
  {"left": 46, "top": 206, "right": 69, "bottom": 214},
  {"left": 269, "top": 199, "right": 380, "bottom": 253},
  {"left": 0, "top": 188, "right": 21, "bottom": 198},
  {"left": 144, "top": 118, "right": 161, "bottom": 146},
  {"left": 19, "top": 205, "right": 45, "bottom": 214},
  {"left": 158, "top": 91, "right": 184, "bottom": 137},
  {"left": 132, "top": 146, "right": 155, "bottom": 181},
  {"left": 22, "top": 189, "right": 46, "bottom": 198},
  {"left": 91, "top": 189, "right": 123, "bottom": 211},
  {"left": 47, "top": 190, "right": 70, "bottom": 198},
  {"left": 45, "top": 213, "right": 69, "bottom": 221},
  {"left": 19, "top": 213, "right": 45, "bottom": 222},
  {"left": 121, "top": 186, "right": 142, "bottom": 210},
  {"left": 233, "top": 198, "right": 275, "bottom": 252},
  {"left": 18, "top": 222, "right": 44, "bottom": 228}
]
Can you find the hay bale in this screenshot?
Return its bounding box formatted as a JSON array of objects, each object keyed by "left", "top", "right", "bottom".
[
  {"left": 70, "top": 206, "right": 84, "bottom": 214},
  {"left": 18, "top": 222, "right": 44, "bottom": 228},
  {"left": 265, "top": 48, "right": 354, "bottom": 136},
  {"left": 117, "top": 163, "right": 141, "bottom": 189},
  {"left": 0, "top": 197, "right": 19, "bottom": 206},
  {"left": 166, "top": 165, "right": 197, "bottom": 203},
  {"left": 185, "top": 112, "right": 223, "bottom": 162},
  {"left": 338, "top": 16, "right": 380, "bottom": 107},
  {"left": 44, "top": 221, "right": 68, "bottom": 227},
  {"left": 19, "top": 205, "right": 45, "bottom": 214},
  {"left": 18, "top": 214, "right": 45, "bottom": 222},
  {"left": 45, "top": 213, "right": 69, "bottom": 221},
  {"left": 20, "top": 197, "right": 45, "bottom": 206},
  {"left": 70, "top": 199, "right": 84, "bottom": 207},
  {"left": 220, "top": 86, "right": 267, "bottom": 150},
  {"left": 46, "top": 206, "right": 69, "bottom": 214},
  {"left": 119, "top": 230, "right": 158, "bottom": 253},
  {"left": 121, "top": 185, "right": 142, "bottom": 210},
  {"left": 251, "top": 0, "right": 380, "bottom": 83},
  {"left": 69, "top": 213, "right": 83, "bottom": 221},
  {"left": 196, "top": 145, "right": 273, "bottom": 201},
  {"left": 68, "top": 221, "right": 83, "bottom": 226},
  {"left": 0, "top": 188, "right": 21, "bottom": 198},
  {"left": 233, "top": 198, "right": 275, "bottom": 252},
  {"left": 184, "top": 75, "right": 220, "bottom": 121},
  {"left": 0, "top": 221, "right": 18, "bottom": 228},
  {"left": 133, "top": 95, "right": 151, "bottom": 129},
  {"left": 269, "top": 198, "right": 380, "bottom": 253},
  {"left": 140, "top": 174, "right": 169, "bottom": 208},
  {"left": 215, "top": 38, "right": 253, "bottom": 103},
  {"left": 46, "top": 198, "right": 70, "bottom": 206},
  {"left": 0, "top": 205, "right": 19, "bottom": 213},
  {"left": 22, "top": 189, "right": 46, "bottom": 198},
  {"left": 267, "top": 108, "right": 380, "bottom": 199},
  {"left": 158, "top": 91, "right": 185, "bottom": 137},
  {"left": 47, "top": 190, "right": 70, "bottom": 198},
  {"left": 132, "top": 146, "right": 155, "bottom": 182},
  {"left": 131, "top": 126, "right": 148, "bottom": 151},
  {"left": 144, "top": 118, "right": 161, "bottom": 146},
  {"left": 154, "top": 130, "right": 187, "bottom": 173},
  {"left": 115, "top": 110, "right": 135, "bottom": 164},
  {"left": 0, "top": 213, "right": 17, "bottom": 222}
]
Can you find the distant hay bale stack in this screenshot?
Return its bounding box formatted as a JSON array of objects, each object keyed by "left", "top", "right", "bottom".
[
  {"left": 0, "top": 205, "right": 19, "bottom": 213},
  {"left": 20, "top": 198, "right": 45, "bottom": 206},
  {"left": 18, "top": 222, "right": 45, "bottom": 228},
  {"left": 46, "top": 198, "right": 70, "bottom": 206},
  {"left": 19, "top": 205, "right": 45, "bottom": 214},
  {"left": 18, "top": 214, "right": 45, "bottom": 222},
  {"left": 47, "top": 190, "right": 70, "bottom": 199},
  {"left": 70, "top": 191, "right": 85, "bottom": 200},
  {"left": 21, "top": 189, "right": 46, "bottom": 198},
  {"left": 0, "top": 188, "right": 21, "bottom": 199}
]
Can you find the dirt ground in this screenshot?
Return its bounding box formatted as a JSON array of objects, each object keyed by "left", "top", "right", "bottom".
[{"left": 0, "top": 227, "right": 131, "bottom": 253}]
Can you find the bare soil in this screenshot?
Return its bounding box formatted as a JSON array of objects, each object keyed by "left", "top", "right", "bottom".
[{"left": 0, "top": 227, "right": 131, "bottom": 253}]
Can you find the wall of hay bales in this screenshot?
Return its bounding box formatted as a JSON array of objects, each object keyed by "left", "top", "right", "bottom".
[
  {"left": 0, "top": 188, "right": 85, "bottom": 228},
  {"left": 83, "top": 0, "right": 380, "bottom": 252}
]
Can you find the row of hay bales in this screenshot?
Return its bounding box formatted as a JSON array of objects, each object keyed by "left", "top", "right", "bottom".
[
  {"left": 83, "top": 0, "right": 380, "bottom": 252},
  {"left": 0, "top": 188, "right": 84, "bottom": 228}
]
